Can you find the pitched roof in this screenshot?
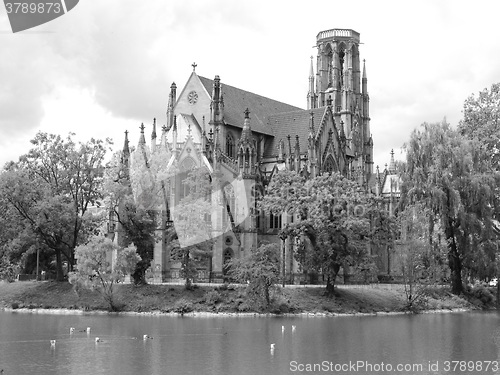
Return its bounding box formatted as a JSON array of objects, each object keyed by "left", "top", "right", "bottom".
[
  {"left": 198, "top": 76, "right": 302, "bottom": 136},
  {"left": 264, "top": 107, "right": 327, "bottom": 157}
]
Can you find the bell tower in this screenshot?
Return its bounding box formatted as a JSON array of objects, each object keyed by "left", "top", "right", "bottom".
[{"left": 315, "top": 28, "right": 372, "bottom": 182}]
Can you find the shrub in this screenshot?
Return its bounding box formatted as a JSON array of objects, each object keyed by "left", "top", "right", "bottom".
[
  {"left": 204, "top": 290, "right": 222, "bottom": 305},
  {"left": 70, "top": 237, "right": 140, "bottom": 312},
  {"left": 173, "top": 298, "right": 193, "bottom": 314},
  {"left": 471, "top": 285, "right": 494, "bottom": 305}
]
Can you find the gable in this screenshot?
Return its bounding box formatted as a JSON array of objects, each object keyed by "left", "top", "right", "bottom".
[{"left": 174, "top": 73, "right": 212, "bottom": 131}]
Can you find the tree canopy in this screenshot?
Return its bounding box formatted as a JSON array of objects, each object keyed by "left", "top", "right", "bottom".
[
  {"left": 259, "top": 170, "right": 375, "bottom": 294},
  {"left": 0, "top": 132, "right": 111, "bottom": 280},
  {"left": 399, "top": 121, "right": 500, "bottom": 294}
]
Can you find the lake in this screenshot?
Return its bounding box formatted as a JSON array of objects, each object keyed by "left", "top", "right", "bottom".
[{"left": 0, "top": 310, "right": 499, "bottom": 374}]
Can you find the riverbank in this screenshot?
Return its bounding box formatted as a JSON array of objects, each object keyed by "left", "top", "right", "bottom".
[{"left": 0, "top": 280, "right": 495, "bottom": 316}]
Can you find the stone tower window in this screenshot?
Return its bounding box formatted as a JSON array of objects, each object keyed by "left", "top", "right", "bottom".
[{"left": 226, "top": 133, "right": 235, "bottom": 158}]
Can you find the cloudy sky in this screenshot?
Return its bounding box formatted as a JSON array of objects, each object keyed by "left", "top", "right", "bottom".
[{"left": 1, "top": 0, "right": 499, "bottom": 170}]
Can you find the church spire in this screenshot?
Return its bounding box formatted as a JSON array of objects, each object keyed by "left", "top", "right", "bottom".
[
  {"left": 151, "top": 118, "right": 157, "bottom": 150},
  {"left": 307, "top": 56, "right": 316, "bottom": 109},
  {"left": 389, "top": 149, "right": 396, "bottom": 173},
  {"left": 237, "top": 109, "right": 256, "bottom": 176},
  {"left": 123, "top": 130, "right": 130, "bottom": 157},
  {"left": 138, "top": 123, "right": 146, "bottom": 146},
  {"left": 362, "top": 59, "right": 367, "bottom": 95},
  {"left": 167, "top": 82, "right": 177, "bottom": 130}
]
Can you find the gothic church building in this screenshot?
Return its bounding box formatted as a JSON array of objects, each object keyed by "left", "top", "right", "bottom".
[{"left": 114, "top": 28, "right": 374, "bottom": 282}]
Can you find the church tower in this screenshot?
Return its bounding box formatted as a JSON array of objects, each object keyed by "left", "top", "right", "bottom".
[{"left": 314, "top": 28, "right": 372, "bottom": 183}]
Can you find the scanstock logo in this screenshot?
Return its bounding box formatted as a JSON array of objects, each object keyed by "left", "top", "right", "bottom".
[{"left": 4, "top": 0, "right": 79, "bottom": 33}]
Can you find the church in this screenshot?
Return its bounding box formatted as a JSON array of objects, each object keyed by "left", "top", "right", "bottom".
[{"left": 112, "top": 28, "right": 374, "bottom": 283}]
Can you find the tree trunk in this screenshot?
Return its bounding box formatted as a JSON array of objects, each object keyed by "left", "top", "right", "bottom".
[
  {"left": 326, "top": 276, "right": 335, "bottom": 296},
  {"left": 448, "top": 241, "right": 463, "bottom": 295},
  {"left": 325, "top": 264, "right": 341, "bottom": 296},
  {"left": 55, "top": 249, "right": 65, "bottom": 281},
  {"left": 444, "top": 190, "right": 463, "bottom": 295}
]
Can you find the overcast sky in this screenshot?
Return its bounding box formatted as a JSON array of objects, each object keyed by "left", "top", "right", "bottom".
[{"left": 1, "top": 0, "right": 499, "bottom": 170}]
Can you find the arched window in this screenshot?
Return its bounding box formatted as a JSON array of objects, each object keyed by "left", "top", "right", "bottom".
[
  {"left": 323, "top": 155, "right": 336, "bottom": 174},
  {"left": 226, "top": 133, "right": 235, "bottom": 158}
]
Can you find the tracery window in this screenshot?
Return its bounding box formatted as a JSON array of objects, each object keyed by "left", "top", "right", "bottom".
[
  {"left": 226, "top": 133, "right": 235, "bottom": 158},
  {"left": 323, "top": 155, "right": 336, "bottom": 174}
]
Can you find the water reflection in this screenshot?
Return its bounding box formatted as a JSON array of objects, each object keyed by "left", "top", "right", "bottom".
[{"left": 0, "top": 311, "right": 499, "bottom": 374}]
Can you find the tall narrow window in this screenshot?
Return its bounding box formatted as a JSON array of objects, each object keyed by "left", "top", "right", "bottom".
[
  {"left": 269, "top": 213, "right": 282, "bottom": 229},
  {"left": 226, "top": 133, "right": 234, "bottom": 158}
]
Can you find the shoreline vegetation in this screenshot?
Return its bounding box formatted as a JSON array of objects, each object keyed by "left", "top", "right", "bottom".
[{"left": 1, "top": 280, "right": 498, "bottom": 317}]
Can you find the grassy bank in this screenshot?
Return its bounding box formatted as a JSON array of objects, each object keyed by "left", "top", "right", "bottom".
[{"left": 0, "top": 281, "right": 495, "bottom": 315}]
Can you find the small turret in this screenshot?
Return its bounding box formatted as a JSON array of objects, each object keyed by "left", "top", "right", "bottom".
[
  {"left": 237, "top": 109, "right": 256, "bottom": 176},
  {"left": 166, "top": 83, "right": 177, "bottom": 131},
  {"left": 307, "top": 56, "right": 316, "bottom": 109},
  {"left": 294, "top": 135, "right": 301, "bottom": 171},
  {"left": 151, "top": 118, "right": 157, "bottom": 150},
  {"left": 172, "top": 116, "right": 177, "bottom": 153},
  {"left": 362, "top": 59, "right": 367, "bottom": 95},
  {"left": 138, "top": 123, "right": 146, "bottom": 146},
  {"left": 388, "top": 149, "right": 396, "bottom": 173}
]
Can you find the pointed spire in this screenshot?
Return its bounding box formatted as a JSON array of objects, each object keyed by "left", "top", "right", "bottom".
[
  {"left": 389, "top": 149, "right": 396, "bottom": 173},
  {"left": 294, "top": 135, "right": 301, "bottom": 171},
  {"left": 308, "top": 111, "right": 315, "bottom": 138},
  {"left": 362, "top": 59, "right": 367, "bottom": 95},
  {"left": 307, "top": 56, "right": 316, "bottom": 110},
  {"left": 138, "top": 123, "right": 146, "bottom": 146},
  {"left": 339, "top": 120, "right": 346, "bottom": 143},
  {"left": 123, "top": 130, "right": 130, "bottom": 156},
  {"left": 241, "top": 108, "right": 252, "bottom": 141},
  {"left": 151, "top": 118, "right": 157, "bottom": 140},
  {"left": 172, "top": 115, "right": 178, "bottom": 152},
  {"left": 160, "top": 124, "right": 168, "bottom": 147},
  {"left": 167, "top": 82, "right": 177, "bottom": 130}
]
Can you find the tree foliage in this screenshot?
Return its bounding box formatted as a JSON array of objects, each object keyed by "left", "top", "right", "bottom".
[
  {"left": 397, "top": 203, "right": 447, "bottom": 309},
  {"left": 229, "top": 242, "right": 281, "bottom": 308},
  {"left": 0, "top": 133, "right": 110, "bottom": 280},
  {"left": 70, "top": 237, "right": 140, "bottom": 311},
  {"left": 259, "top": 170, "right": 374, "bottom": 294},
  {"left": 400, "top": 121, "right": 500, "bottom": 294},
  {"left": 103, "top": 150, "right": 157, "bottom": 285},
  {"left": 459, "top": 83, "right": 500, "bottom": 168}
]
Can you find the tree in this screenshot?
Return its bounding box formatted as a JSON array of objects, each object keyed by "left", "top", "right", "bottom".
[
  {"left": 397, "top": 203, "right": 447, "bottom": 309},
  {"left": 458, "top": 83, "right": 500, "bottom": 287},
  {"left": 400, "top": 121, "right": 500, "bottom": 294},
  {"left": 0, "top": 168, "right": 78, "bottom": 280},
  {"left": 0, "top": 132, "right": 110, "bottom": 280},
  {"left": 259, "top": 170, "right": 373, "bottom": 295},
  {"left": 69, "top": 237, "right": 140, "bottom": 311},
  {"left": 458, "top": 83, "right": 500, "bottom": 168},
  {"left": 103, "top": 150, "right": 157, "bottom": 285},
  {"left": 229, "top": 242, "right": 281, "bottom": 308}
]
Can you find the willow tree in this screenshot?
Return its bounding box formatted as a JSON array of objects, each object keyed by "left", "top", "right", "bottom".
[{"left": 400, "top": 121, "right": 500, "bottom": 294}]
